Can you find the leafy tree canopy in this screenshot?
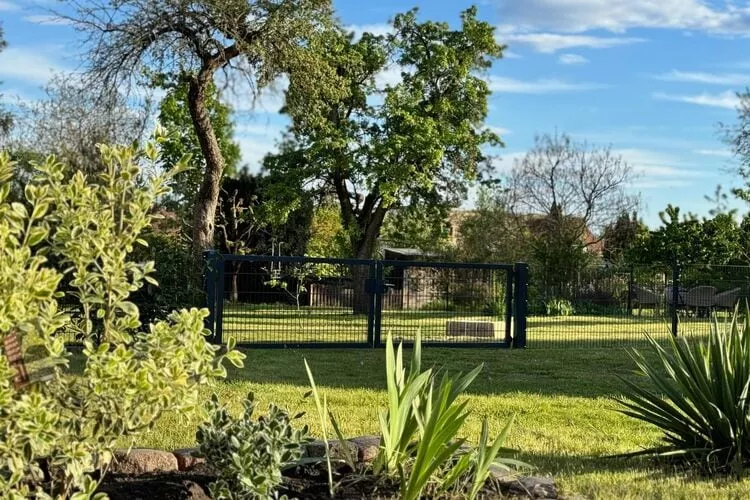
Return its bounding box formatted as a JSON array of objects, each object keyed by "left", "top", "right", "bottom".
[{"left": 266, "top": 6, "right": 503, "bottom": 259}]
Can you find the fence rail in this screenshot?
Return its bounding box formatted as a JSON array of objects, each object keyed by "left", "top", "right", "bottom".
[{"left": 202, "top": 252, "right": 528, "bottom": 349}]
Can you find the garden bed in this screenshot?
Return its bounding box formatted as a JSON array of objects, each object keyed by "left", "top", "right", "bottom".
[{"left": 95, "top": 442, "right": 558, "bottom": 499}]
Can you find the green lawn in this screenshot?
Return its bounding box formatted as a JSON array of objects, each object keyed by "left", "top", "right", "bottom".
[
  {"left": 134, "top": 346, "right": 750, "bottom": 499},
  {"left": 220, "top": 304, "right": 717, "bottom": 348}
]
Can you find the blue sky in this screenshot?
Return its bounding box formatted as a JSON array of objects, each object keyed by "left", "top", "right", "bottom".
[{"left": 2, "top": 0, "right": 750, "bottom": 227}]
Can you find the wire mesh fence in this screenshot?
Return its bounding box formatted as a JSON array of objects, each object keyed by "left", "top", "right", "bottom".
[
  {"left": 216, "top": 257, "right": 374, "bottom": 346},
  {"left": 528, "top": 263, "right": 750, "bottom": 348},
  {"left": 380, "top": 261, "right": 513, "bottom": 346},
  {"left": 205, "top": 254, "right": 521, "bottom": 348}
]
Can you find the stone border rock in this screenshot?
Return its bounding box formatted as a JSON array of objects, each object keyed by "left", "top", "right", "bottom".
[{"left": 109, "top": 437, "right": 558, "bottom": 499}]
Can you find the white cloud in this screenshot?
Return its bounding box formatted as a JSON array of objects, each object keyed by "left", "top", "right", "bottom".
[
  {"left": 0, "top": 46, "right": 67, "bottom": 84},
  {"left": 632, "top": 179, "right": 695, "bottom": 189},
  {"left": 653, "top": 90, "right": 739, "bottom": 109},
  {"left": 558, "top": 53, "right": 589, "bottom": 65},
  {"left": 488, "top": 76, "right": 606, "bottom": 94},
  {"left": 614, "top": 148, "right": 706, "bottom": 189},
  {"left": 490, "top": 151, "right": 528, "bottom": 173},
  {"left": 23, "top": 15, "right": 73, "bottom": 26},
  {"left": 615, "top": 148, "right": 701, "bottom": 173},
  {"left": 502, "top": 33, "right": 644, "bottom": 53},
  {"left": 694, "top": 148, "right": 732, "bottom": 158},
  {"left": 375, "top": 64, "right": 403, "bottom": 88},
  {"left": 0, "top": 1, "right": 19, "bottom": 11},
  {"left": 653, "top": 70, "right": 750, "bottom": 85},
  {"left": 495, "top": 0, "right": 750, "bottom": 35},
  {"left": 487, "top": 125, "right": 511, "bottom": 136},
  {"left": 503, "top": 50, "right": 523, "bottom": 59}
]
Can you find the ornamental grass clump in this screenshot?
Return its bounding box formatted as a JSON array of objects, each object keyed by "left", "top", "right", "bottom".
[
  {"left": 0, "top": 134, "right": 244, "bottom": 499},
  {"left": 618, "top": 308, "right": 750, "bottom": 475},
  {"left": 305, "top": 331, "right": 527, "bottom": 500}
]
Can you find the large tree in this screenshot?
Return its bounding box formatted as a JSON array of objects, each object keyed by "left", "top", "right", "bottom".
[
  {"left": 507, "top": 133, "right": 636, "bottom": 240},
  {"left": 157, "top": 78, "right": 241, "bottom": 221},
  {"left": 630, "top": 205, "right": 743, "bottom": 266},
  {"left": 266, "top": 7, "right": 503, "bottom": 310},
  {"left": 68, "top": 0, "right": 338, "bottom": 257},
  {"left": 380, "top": 204, "right": 450, "bottom": 255},
  {"left": 11, "top": 74, "right": 146, "bottom": 174},
  {"left": 506, "top": 133, "right": 636, "bottom": 297}
]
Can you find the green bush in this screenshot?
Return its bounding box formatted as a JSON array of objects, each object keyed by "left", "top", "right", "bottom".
[
  {"left": 544, "top": 298, "right": 574, "bottom": 317},
  {"left": 419, "top": 298, "right": 457, "bottom": 312},
  {"left": 197, "top": 392, "right": 311, "bottom": 500},
  {"left": 0, "top": 138, "right": 244, "bottom": 498},
  {"left": 618, "top": 309, "right": 750, "bottom": 475}
]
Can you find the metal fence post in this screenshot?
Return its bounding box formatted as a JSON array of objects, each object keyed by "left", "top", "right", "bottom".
[
  {"left": 214, "top": 255, "right": 226, "bottom": 345},
  {"left": 671, "top": 260, "right": 680, "bottom": 337},
  {"left": 504, "top": 268, "right": 514, "bottom": 344},
  {"left": 373, "top": 262, "right": 384, "bottom": 347},
  {"left": 513, "top": 262, "right": 529, "bottom": 348},
  {"left": 627, "top": 267, "right": 634, "bottom": 315},
  {"left": 202, "top": 250, "right": 219, "bottom": 340}
]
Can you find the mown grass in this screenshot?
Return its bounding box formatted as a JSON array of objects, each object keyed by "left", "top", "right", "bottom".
[
  {"left": 221, "top": 304, "right": 717, "bottom": 348},
  {"left": 132, "top": 346, "right": 750, "bottom": 499}
]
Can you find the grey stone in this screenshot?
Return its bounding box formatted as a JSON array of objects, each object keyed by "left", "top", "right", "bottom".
[
  {"left": 110, "top": 448, "right": 178, "bottom": 475},
  {"left": 172, "top": 448, "right": 205, "bottom": 471},
  {"left": 446, "top": 320, "right": 499, "bottom": 338},
  {"left": 348, "top": 435, "right": 381, "bottom": 463},
  {"left": 490, "top": 466, "right": 558, "bottom": 498},
  {"left": 183, "top": 481, "right": 211, "bottom": 499},
  {"left": 305, "top": 439, "right": 359, "bottom": 462}
]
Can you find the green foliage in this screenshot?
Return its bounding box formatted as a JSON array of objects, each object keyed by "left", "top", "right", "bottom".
[
  {"left": 0, "top": 138, "right": 244, "bottom": 498},
  {"left": 629, "top": 205, "right": 745, "bottom": 266},
  {"left": 305, "top": 200, "right": 350, "bottom": 259},
  {"left": 439, "top": 417, "right": 523, "bottom": 500},
  {"left": 618, "top": 308, "right": 750, "bottom": 475},
  {"left": 602, "top": 211, "right": 648, "bottom": 264},
  {"left": 197, "top": 392, "right": 311, "bottom": 500},
  {"left": 545, "top": 298, "right": 574, "bottom": 317},
  {"left": 271, "top": 7, "right": 503, "bottom": 259},
  {"left": 157, "top": 78, "right": 240, "bottom": 218},
  {"left": 452, "top": 186, "right": 526, "bottom": 264},
  {"left": 380, "top": 204, "right": 450, "bottom": 255},
  {"left": 303, "top": 360, "right": 357, "bottom": 497},
  {"left": 130, "top": 229, "right": 200, "bottom": 312}
]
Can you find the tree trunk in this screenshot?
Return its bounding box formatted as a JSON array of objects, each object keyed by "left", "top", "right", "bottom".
[
  {"left": 188, "top": 73, "right": 225, "bottom": 259},
  {"left": 350, "top": 215, "right": 386, "bottom": 315},
  {"left": 230, "top": 261, "right": 239, "bottom": 303}
]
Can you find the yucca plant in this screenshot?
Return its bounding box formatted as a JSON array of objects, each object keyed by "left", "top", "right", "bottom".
[{"left": 617, "top": 307, "right": 750, "bottom": 475}]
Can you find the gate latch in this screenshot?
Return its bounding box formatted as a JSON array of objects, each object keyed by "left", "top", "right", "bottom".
[{"left": 364, "top": 278, "right": 388, "bottom": 294}]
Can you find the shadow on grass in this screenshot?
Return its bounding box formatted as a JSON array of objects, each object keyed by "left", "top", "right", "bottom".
[
  {"left": 223, "top": 345, "right": 659, "bottom": 399},
  {"left": 517, "top": 450, "right": 746, "bottom": 489}
]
